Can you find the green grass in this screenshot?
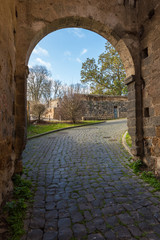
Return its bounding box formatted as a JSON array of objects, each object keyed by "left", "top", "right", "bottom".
[
  {"left": 141, "top": 171, "right": 160, "bottom": 191},
  {"left": 125, "top": 132, "right": 160, "bottom": 191},
  {"left": 125, "top": 131, "right": 132, "bottom": 148},
  {"left": 4, "top": 174, "right": 33, "bottom": 240},
  {"left": 27, "top": 120, "right": 104, "bottom": 137},
  {"left": 128, "top": 159, "right": 160, "bottom": 192},
  {"left": 128, "top": 159, "right": 143, "bottom": 174}
]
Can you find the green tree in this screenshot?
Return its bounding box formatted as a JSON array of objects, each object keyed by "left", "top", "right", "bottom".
[{"left": 81, "top": 42, "right": 127, "bottom": 95}]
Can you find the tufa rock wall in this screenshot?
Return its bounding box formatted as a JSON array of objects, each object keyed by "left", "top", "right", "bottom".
[
  {"left": 80, "top": 95, "right": 128, "bottom": 120},
  {"left": 139, "top": 1, "right": 160, "bottom": 174},
  {"left": 0, "top": 0, "right": 16, "bottom": 204}
]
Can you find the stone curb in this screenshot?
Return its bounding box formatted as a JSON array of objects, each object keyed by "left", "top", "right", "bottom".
[
  {"left": 27, "top": 121, "right": 106, "bottom": 140},
  {"left": 122, "top": 131, "right": 134, "bottom": 157}
]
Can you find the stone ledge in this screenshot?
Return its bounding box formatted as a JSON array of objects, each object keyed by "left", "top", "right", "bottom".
[{"left": 124, "top": 75, "right": 135, "bottom": 85}]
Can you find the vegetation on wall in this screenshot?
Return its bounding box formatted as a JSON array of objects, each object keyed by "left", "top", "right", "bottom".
[
  {"left": 4, "top": 175, "right": 33, "bottom": 240},
  {"left": 128, "top": 159, "right": 160, "bottom": 192},
  {"left": 125, "top": 131, "right": 132, "bottom": 148}
]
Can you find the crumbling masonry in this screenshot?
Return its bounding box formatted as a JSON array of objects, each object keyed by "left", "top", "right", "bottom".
[{"left": 0, "top": 0, "right": 160, "bottom": 205}]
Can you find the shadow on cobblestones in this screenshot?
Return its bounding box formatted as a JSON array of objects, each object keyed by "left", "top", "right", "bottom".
[{"left": 22, "top": 120, "right": 160, "bottom": 240}]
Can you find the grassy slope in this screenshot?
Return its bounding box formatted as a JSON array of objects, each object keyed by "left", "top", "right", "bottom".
[{"left": 27, "top": 120, "right": 104, "bottom": 137}]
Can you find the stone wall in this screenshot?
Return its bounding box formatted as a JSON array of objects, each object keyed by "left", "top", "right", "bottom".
[
  {"left": 139, "top": 1, "right": 160, "bottom": 174},
  {"left": 44, "top": 95, "right": 127, "bottom": 120},
  {"left": 14, "top": 0, "right": 142, "bottom": 175},
  {"left": 0, "top": 0, "right": 16, "bottom": 204},
  {"left": 80, "top": 95, "right": 128, "bottom": 120}
]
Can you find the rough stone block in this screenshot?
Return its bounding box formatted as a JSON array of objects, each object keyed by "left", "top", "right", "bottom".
[
  {"left": 127, "top": 118, "right": 136, "bottom": 127},
  {"left": 118, "top": 0, "right": 124, "bottom": 5},
  {"left": 154, "top": 105, "right": 160, "bottom": 116},
  {"left": 143, "top": 127, "right": 156, "bottom": 137},
  {"left": 156, "top": 157, "right": 160, "bottom": 175},
  {"left": 129, "top": 0, "right": 136, "bottom": 7},
  {"left": 128, "top": 127, "right": 136, "bottom": 137},
  {"left": 156, "top": 126, "right": 160, "bottom": 137},
  {"left": 127, "top": 110, "right": 136, "bottom": 118},
  {"left": 124, "top": 75, "right": 135, "bottom": 85}
]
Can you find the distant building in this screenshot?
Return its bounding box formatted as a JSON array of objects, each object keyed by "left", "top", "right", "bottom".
[
  {"left": 44, "top": 94, "right": 128, "bottom": 120},
  {"left": 44, "top": 99, "right": 60, "bottom": 120}
]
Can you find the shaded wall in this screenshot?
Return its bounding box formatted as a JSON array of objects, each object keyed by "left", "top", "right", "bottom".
[
  {"left": 0, "top": 0, "right": 16, "bottom": 203},
  {"left": 139, "top": 1, "right": 160, "bottom": 174}
]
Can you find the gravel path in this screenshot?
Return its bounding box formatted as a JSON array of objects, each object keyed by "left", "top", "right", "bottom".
[{"left": 22, "top": 119, "right": 160, "bottom": 240}]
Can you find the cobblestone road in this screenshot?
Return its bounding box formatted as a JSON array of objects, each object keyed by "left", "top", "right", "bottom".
[{"left": 22, "top": 120, "right": 160, "bottom": 240}]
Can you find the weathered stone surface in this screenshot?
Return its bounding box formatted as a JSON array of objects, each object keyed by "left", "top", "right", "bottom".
[
  {"left": 0, "top": 0, "right": 16, "bottom": 205},
  {"left": 73, "top": 223, "right": 87, "bottom": 237},
  {"left": 30, "top": 217, "right": 45, "bottom": 229},
  {"left": 43, "top": 231, "right": 58, "bottom": 240},
  {"left": 58, "top": 228, "right": 73, "bottom": 240},
  {"left": 88, "top": 233, "right": 105, "bottom": 240},
  {"left": 27, "top": 229, "right": 43, "bottom": 240}
]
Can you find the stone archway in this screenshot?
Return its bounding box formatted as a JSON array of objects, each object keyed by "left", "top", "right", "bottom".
[
  {"left": 25, "top": 17, "right": 135, "bottom": 78},
  {"left": 2, "top": 0, "right": 152, "bottom": 205},
  {"left": 14, "top": 14, "right": 141, "bottom": 174}
]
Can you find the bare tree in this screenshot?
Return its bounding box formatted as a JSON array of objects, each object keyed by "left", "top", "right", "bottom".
[
  {"left": 53, "top": 80, "right": 63, "bottom": 99},
  {"left": 69, "top": 83, "right": 90, "bottom": 94},
  {"left": 59, "top": 86, "right": 85, "bottom": 123},
  {"left": 31, "top": 103, "right": 46, "bottom": 122},
  {"left": 27, "top": 65, "right": 52, "bottom": 103}
]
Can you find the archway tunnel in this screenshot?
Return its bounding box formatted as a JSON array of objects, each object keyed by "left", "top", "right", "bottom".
[
  {"left": 15, "top": 16, "right": 138, "bottom": 167},
  {"left": 0, "top": 0, "right": 160, "bottom": 208}
]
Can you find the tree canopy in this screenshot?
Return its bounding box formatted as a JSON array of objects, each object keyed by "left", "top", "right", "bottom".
[{"left": 81, "top": 42, "right": 127, "bottom": 95}]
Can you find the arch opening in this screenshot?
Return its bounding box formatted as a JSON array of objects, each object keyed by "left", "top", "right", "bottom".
[
  {"left": 14, "top": 15, "right": 140, "bottom": 178},
  {"left": 26, "top": 25, "right": 130, "bottom": 125},
  {"left": 25, "top": 16, "right": 135, "bottom": 78}
]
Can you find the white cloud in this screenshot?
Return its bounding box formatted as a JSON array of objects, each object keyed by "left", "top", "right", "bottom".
[
  {"left": 81, "top": 48, "right": 88, "bottom": 55},
  {"left": 28, "top": 64, "right": 32, "bottom": 68},
  {"left": 76, "top": 57, "right": 82, "bottom": 63},
  {"left": 36, "top": 58, "right": 52, "bottom": 70},
  {"left": 64, "top": 50, "right": 71, "bottom": 56},
  {"left": 72, "top": 28, "right": 85, "bottom": 38},
  {"left": 33, "top": 46, "right": 49, "bottom": 56}
]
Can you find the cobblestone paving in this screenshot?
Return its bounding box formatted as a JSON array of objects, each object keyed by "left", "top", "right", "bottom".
[{"left": 22, "top": 120, "right": 160, "bottom": 240}]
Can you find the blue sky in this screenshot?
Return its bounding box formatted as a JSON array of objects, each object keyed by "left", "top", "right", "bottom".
[{"left": 29, "top": 28, "right": 107, "bottom": 85}]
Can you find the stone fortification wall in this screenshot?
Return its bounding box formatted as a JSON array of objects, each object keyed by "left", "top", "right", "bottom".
[
  {"left": 45, "top": 95, "right": 128, "bottom": 120},
  {"left": 79, "top": 95, "right": 128, "bottom": 120},
  {"left": 0, "top": 0, "right": 16, "bottom": 204},
  {"left": 138, "top": 1, "right": 160, "bottom": 174}
]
